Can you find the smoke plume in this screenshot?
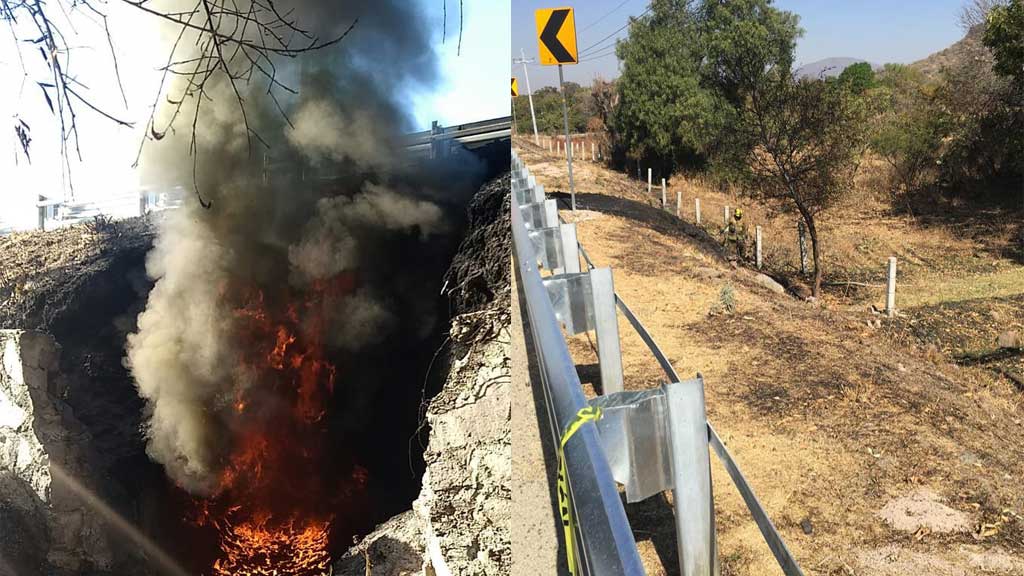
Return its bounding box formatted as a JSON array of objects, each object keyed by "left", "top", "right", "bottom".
[{"left": 123, "top": 0, "right": 473, "bottom": 495}]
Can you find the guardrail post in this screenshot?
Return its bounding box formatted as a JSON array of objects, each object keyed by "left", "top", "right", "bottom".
[
  {"left": 886, "top": 257, "right": 897, "bottom": 317},
  {"left": 755, "top": 226, "right": 763, "bottom": 269},
  {"left": 647, "top": 168, "right": 652, "bottom": 197},
  {"left": 665, "top": 379, "right": 716, "bottom": 576},
  {"left": 695, "top": 198, "right": 701, "bottom": 224},
  {"left": 590, "top": 267, "right": 624, "bottom": 395},
  {"left": 661, "top": 178, "right": 667, "bottom": 209},
  {"left": 561, "top": 223, "right": 581, "bottom": 274}
]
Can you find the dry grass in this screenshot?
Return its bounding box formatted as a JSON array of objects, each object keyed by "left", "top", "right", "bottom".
[{"left": 514, "top": 137, "right": 1024, "bottom": 575}]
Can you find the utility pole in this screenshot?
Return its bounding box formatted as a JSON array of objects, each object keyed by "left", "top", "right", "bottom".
[{"left": 513, "top": 49, "right": 540, "bottom": 146}]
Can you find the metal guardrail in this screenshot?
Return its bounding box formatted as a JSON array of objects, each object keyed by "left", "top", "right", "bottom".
[
  {"left": 576, "top": 243, "right": 804, "bottom": 576},
  {"left": 512, "top": 152, "right": 645, "bottom": 576},
  {"left": 513, "top": 150, "right": 804, "bottom": 576}
]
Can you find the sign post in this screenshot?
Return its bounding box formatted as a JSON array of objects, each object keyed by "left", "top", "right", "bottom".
[
  {"left": 536, "top": 7, "right": 579, "bottom": 211},
  {"left": 511, "top": 78, "right": 518, "bottom": 132}
]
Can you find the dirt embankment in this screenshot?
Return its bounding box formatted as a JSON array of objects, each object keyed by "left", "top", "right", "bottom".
[{"left": 515, "top": 137, "right": 1024, "bottom": 576}]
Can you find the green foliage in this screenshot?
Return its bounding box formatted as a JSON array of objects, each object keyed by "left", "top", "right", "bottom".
[
  {"left": 869, "top": 64, "right": 947, "bottom": 194},
  {"left": 718, "top": 283, "right": 736, "bottom": 314},
  {"left": 984, "top": 1, "right": 1024, "bottom": 89},
  {"left": 610, "top": 0, "right": 802, "bottom": 177},
  {"left": 699, "top": 0, "right": 802, "bottom": 106},
  {"left": 512, "top": 83, "right": 590, "bottom": 136},
  {"left": 611, "top": 1, "right": 720, "bottom": 173},
  {"left": 837, "top": 62, "right": 876, "bottom": 95},
  {"left": 933, "top": 24, "right": 1023, "bottom": 196}
]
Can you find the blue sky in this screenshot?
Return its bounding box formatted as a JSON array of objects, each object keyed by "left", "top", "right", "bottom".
[
  {"left": 512, "top": 0, "right": 967, "bottom": 88},
  {"left": 414, "top": 0, "right": 511, "bottom": 129}
]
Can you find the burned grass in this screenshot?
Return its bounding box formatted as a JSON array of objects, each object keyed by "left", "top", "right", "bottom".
[{"left": 515, "top": 139, "right": 1024, "bottom": 575}]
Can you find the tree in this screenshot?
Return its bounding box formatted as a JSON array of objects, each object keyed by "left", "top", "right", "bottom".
[
  {"left": 512, "top": 83, "right": 589, "bottom": 136},
  {"left": 982, "top": 0, "right": 1024, "bottom": 207},
  {"left": 738, "top": 77, "right": 868, "bottom": 296},
  {"left": 611, "top": 0, "right": 803, "bottom": 178},
  {"left": 612, "top": 0, "right": 723, "bottom": 175},
  {"left": 699, "top": 0, "right": 802, "bottom": 108},
  {"left": 869, "top": 64, "right": 946, "bottom": 199},
  {"left": 837, "top": 62, "right": 876, "bottom": 95},
  {"left": 983, "top": 0, "right": 1024, "bottom": 92},
  {"left": 960, "top": 0, "right": 1010, "bottom": 30}
]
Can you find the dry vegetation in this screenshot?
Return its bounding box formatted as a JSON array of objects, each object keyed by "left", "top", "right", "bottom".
[{"left": 515, "top": 136, "right": 1024, "bottom": 575}]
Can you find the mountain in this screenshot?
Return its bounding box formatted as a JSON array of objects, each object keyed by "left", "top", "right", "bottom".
[{"left": 795, "top": 57, "right": 877, "bottom": 79}]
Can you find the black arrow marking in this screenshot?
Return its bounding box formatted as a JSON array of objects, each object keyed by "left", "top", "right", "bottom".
[{"left": 540, "top": 9, "right": 575, "bottom": 63}]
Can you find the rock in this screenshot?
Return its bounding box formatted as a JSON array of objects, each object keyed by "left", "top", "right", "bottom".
[
  {"left": 997, "top": 330, "right": 1022, "bottom": 350},
  {"left": 800, "top": 518, "right": 814, "bottom": 535},
  {"left": 788, "top": 281, "right": 813, "bottom": 300},
  {"left": 333, "top": 511, "right": 424, "bottom": 576},
  {"left": 751, "top": 273, "right": 786, "bottom": 295},
  {"left": 0, "top": 330, "right": 113, "bottom": 574},
  {"left": 694, "top": 267, "right": 724, "bottom": 280}
]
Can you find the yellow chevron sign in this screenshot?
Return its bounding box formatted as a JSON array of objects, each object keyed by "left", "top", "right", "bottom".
[
  {"left": 512, "top": 77, "right": 519, "bottom": 97},
  {"left": 535, "top": 7, "right": 578, "bottom": 66}
]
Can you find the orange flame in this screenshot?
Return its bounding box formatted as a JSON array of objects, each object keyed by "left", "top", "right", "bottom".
[{"left": 192, "top": 273, "right": 366, "bottom": 575}]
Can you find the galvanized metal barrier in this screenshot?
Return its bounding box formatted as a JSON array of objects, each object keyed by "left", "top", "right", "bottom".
[
  {"left": 512, "top": 150, "right": 804, "bottom": 576},
  {"left": 512, "top": 152, "right": 644, "bottom": 576}
]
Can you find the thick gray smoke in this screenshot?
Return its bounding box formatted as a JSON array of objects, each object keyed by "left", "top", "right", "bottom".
[{"left": 123, "top": 0, "right": 458, "bottom": 494}]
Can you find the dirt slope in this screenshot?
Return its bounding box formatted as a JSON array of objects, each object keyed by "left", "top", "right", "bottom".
[{"left": 515, "top": 139, "right": 1024, "bottom": 575}]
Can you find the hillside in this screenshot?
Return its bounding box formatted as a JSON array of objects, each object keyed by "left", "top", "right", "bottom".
[{"left": 910, "top": 24, "right": 992, "bottom": 78}]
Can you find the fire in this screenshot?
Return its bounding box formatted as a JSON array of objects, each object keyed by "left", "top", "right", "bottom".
[
  {"left": 191, "top": 274, "right": 367, "bottom": 576},
  {"left": 208, "top": 514, "right": 332, "bottom": 576}
]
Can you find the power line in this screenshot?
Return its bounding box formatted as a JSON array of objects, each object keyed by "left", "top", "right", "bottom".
[
  {"left": 579, "top": 0, "right": 636, "bottom": 34},
  {"left": 579, "top": 47, "right": 620, "bottom": 63},
  {"left": 578, "top": 4, "right": 652, "bottom": 57}
]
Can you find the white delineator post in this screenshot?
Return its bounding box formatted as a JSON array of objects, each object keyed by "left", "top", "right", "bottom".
[
  {"left": 591, "top": 141, "right": 596, "bottom": 162},
  {"left": 755, "top": 226, "right": 763, "bottom": 269},
  {"left": 724, "top": 205, "right": 730, "bottom": 225},
  {"left": 661, "top": 178, "right": 667, "bottom": 208},
  {"left": 886, "top": 257, "right": 897, "bottom": 317},
  {"left": 676, "top": 189, "right": 682, "bottom": 218},
  {"left": 648, "top": 168, "right": 653, "bottom": 197},
  {"left": 695, "top": 198, "right": 702, "bottom": 224}
]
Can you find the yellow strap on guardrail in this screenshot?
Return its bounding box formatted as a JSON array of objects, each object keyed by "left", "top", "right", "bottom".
[{"left": 557, "top": 405, "right": 603, "bottom": 576}]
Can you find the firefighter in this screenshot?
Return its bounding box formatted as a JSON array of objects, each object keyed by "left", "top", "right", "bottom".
[{"left": 723, "top": 208, "right": 749, "bottom": 261}]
